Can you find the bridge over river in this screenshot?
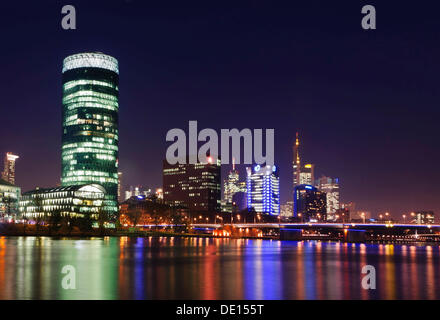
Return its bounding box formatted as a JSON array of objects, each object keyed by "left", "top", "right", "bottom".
[{"left": 187, "top": 222, "right": 440, "bottom": 242}]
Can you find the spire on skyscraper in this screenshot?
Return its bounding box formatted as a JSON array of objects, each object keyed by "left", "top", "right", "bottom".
[{"left": 293, "top": 132, "right": 301, "bottom": 190}]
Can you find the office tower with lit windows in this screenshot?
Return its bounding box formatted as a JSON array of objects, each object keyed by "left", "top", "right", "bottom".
[
  {"left": 246, "top": 165, "right": 280, "bottom": 215},
  {"left": 280, "top": 201, "right": 294, "bottom": 217},
  {"left": 61, "top": 52, "right": 119, "bottom": 217},
  {"left": 117, "top": 172, "right": 123, "bottom": 202},
  {"left": 294, "top": 184, "right": 326, "bottom": 222},
  {"left": 19, "top": 184, "right": 105, "bottom": 220},
  {"left": 0, "top": 178, "right": 21, "bottom": 220},
  {"left": 316, "top": 176, "right": 340, "bottom": 221},
  {"left": 2, "top": 152, "right": 19, "bottom": 185},
  {"left": 163, "top": 156, "right": 221, "bottom": 213},
  {"left": 223, "top": 159, "right": 245, "bottom": 213},
  {"left": 299, "top": 164, "right": 315, "bottom": 185}
]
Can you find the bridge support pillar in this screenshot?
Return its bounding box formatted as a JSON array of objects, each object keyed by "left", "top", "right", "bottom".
[
  {"left": 344, "top": 230, "right": 366, "bottom": 243},
  {"left": 280, "top": 228, "right": 303, "bottom": 241}
]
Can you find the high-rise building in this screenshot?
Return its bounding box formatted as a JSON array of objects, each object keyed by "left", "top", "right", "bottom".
[
  {"left": 299, "top": 164, "right": 314, "bottom": 185},
  {"left": 246, "top": 165, "right": 280, "bottom": 215},
  {"left": 2, "top": 152, "right": 19, "bottom": 185},
  {"left": 223, "top": 159, "right": 245, "bottom": 213},
  {"left": 117, "top": 172, "right": 123, "bottom": 202},
  {"left": 293, "top": 133, "right": 316, "bottom": 188},
  {"left": 294, "top": 184, "right": 326, "bottom": 222},
  {"left": 292, "top": 132, "right": 300, "bottom": 190},
  {"left": 316, "top": 176, "right": 340, "bottom": 221},
  {"left": 61, "top": 52, "right": 119, "bottom": 218},
  {"left": 0, "top": 178, "right": 21, "bottom": 220},
  {"left": 163, "top": 156, "right": 221, "bottom": 214}
]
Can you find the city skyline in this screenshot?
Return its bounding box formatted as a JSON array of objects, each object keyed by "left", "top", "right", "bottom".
[{"left": 1, "top": 2, "right": 440, "bottom": 218}]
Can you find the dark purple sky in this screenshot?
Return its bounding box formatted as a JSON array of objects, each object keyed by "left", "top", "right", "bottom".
[{"left": 1, "top": 1, "right": 440, "bottom": 218}]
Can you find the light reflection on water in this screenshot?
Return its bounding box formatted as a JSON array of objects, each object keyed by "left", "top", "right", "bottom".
[{"left": 0, "top": 236, "right": 438, "bottom": 300}]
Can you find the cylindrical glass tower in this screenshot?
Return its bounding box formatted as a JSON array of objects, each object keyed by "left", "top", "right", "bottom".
[{"left": 61, "top": 52, "right": 119, "bottom": 218}]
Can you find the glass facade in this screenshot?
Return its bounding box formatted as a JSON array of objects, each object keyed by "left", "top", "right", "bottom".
[
  {"left": 61, "top": 52, "right": 119, "bottom": 218},
  {"left": 316, "top": 176, "right": 340, "bottom": 221},
  {"left": 293, "top": 184, "right": 327, "bottom": 222},
  {"left": 19, "top": 184, "right": 105, "bottom": 219},
  {"left": 0, "top": 178, "right": 21, "bottom": 221}
]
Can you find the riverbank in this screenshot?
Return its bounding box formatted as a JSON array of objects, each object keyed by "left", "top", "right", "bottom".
[{"left": 0, "top": 224, "right": 274, "bottom": 240}]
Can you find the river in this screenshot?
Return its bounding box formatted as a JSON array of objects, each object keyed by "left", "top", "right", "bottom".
[{"left": 0, "top": 236, "right": 438, "bottom": 299}]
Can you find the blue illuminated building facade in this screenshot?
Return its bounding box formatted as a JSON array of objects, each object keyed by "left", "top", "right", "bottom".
[
  {"left": 294, "top": 184, "right": 327, "bottom": 222},
  {"left": 246, "top": 165, "right": 280, "bottom": 215}
]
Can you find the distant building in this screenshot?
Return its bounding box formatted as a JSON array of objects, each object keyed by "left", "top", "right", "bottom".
[
  {"left": 299, "top": 164, "right": 315, "bottom": 185},
  {"left": 222, "top": 160, "right": 245, "bottom": 213},
  {"left": 294, "top": 184, "right": 326, "bottom": 222},
  {"left": 19, "top": 184, "right": 105, "bottom": 220},
  {"left": 246, "top": 165, "right": 280, "bottom": 215},
  {"left": 117, "top": 172, "right": 123, "bottom": 202},
  {"left": 2, "top": 152, "right": 19, "bottom": 185},
  {"left": 163, "top": 156, "right": 221, "bottom": 214},
  {"left": 335, "top": 207, "right": 349, "bottom": 222},
  {"left": 155, "top": 188, "right": 163, "bottom": 200},
  {"left": 119, "top": 195, "right": 173, "bottom": 226},
  {"left": 231, "top": 191, "right": 247, "bottom": 213},
  {"left": 412, "top": 211, "right": 435, "bottom": 224},
  {"left": 350, "top": 211, "right": 371, "bottom": 222},
  {"left": 341, "top": 202, "right": 356, "bottom": 218},
  {"left": 316, "top": 176, "right": 340, "bottom": 221},
  {"left": 125, "top": 186, "right": 152, "bottom": 200},
  {"left": 280, "top": 201, "right": 293, "bottom": 217},
  {"left": 0, "top": 178, "right": 21, "bottom": 220}
]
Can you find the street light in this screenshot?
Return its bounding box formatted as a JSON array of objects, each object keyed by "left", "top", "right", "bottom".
[{"left": 403, "top": 214, "right": 406, "bottom": 224}]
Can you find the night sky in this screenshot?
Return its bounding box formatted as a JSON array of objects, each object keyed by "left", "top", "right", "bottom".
[{"left": 1, "top": 1, "right": 440, "bottom": 218}]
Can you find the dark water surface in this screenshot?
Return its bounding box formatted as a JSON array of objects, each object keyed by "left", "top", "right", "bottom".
[{"left": 0, "top": 236, "right": 438, "bottom": 299}]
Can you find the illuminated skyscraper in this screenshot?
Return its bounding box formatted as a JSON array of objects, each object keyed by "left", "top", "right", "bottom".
[
  {"left": 163, "top": 156, "right": 221, "bottom": 214},
  {"left": 0, "top": 178, "right": 21, "bottom": 220},
  {"left": 299, "top": 164, "right": 314, "bottom": 185},
  {"left": 294, "top": 184, "right": 326, "bottom": 222},
  {"left": 246, "top": 165, "right": 280, "bottom": 215},
  {"left": 117, "top": 171, "right": 122, "bottom": 202},
  {"left": 2, "top": 152, "right": 19, "bottom": 185},
  {"left": 223, "top": 159, "right": 244, "bottom": 213},
  {"left": 316, "top": 176, "right": 340, "bottom": 221},
  {"left": 61, "top": 52, "right": 119, "bottom": 217}
]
